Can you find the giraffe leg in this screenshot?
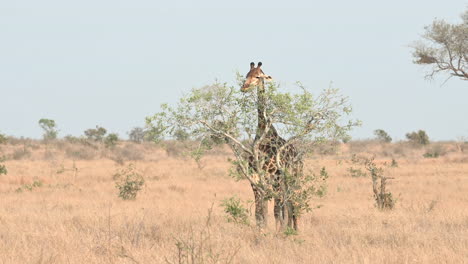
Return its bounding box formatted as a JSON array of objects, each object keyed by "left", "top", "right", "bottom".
[
  {"left": 286, "top": 201, "right": 299, "bottom": 231},
  {"left": 274, "top": 197, "right": 285, "bottom": 231}
]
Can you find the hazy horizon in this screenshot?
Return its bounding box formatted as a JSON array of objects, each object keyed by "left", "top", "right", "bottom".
[{"left": 1, "top": 1, "right": 467, "bottom": 141}]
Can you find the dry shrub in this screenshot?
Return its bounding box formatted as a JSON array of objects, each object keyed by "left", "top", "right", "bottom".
[
  {"left": 10, "top": 148, "right": 31, "bottom": 160},
  {"left": 168, "top": 185, "right": 185, "bottom": 194},
  {"left": 423, "top": 144, "right": 448, "bottom": 158},
  {"left": 65, "top": 146, "right": 96, "bottom": 160},
  {"left": 116, "top": 145, "right": 145, "bottom": 161},
  {"left": 313, "top": 141, "right": 340, "bottom": 155},
  {"left": 163, "top": 141, "right": 190, "bottom": 158},
  {"left": 348, "top": 140, "right": 376, "bottom": 154},
  {"left": 165, "top": 204, "right": 240, "bottom": 264}
]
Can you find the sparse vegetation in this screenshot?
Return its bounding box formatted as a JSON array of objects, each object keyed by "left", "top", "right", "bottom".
[
  {"left": 423, "top": 144, "right": 446, "bottom": 158},
  {"left": 348, "top": 167, "right": 367, "bottom": 177},
  {"left": 15, "top": 179, "right": 43, "bottom": 192},
  {"left": 113, "top": 164, "right": 145, "bottom": 200},
  {"left": 0, "top": 140, "right": 467, "bottom": 263},
  {"left": 165, "top": 204, "right": 240, "bottom": 264}
]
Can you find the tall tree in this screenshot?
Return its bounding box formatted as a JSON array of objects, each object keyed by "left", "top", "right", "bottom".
[{"left": 412, "top": 8, "right": 468, "bottom": 81}]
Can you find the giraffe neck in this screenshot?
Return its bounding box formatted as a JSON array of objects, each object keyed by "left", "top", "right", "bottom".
[{"left": 256, "top": 79, "right": 280, "bottom": 140}]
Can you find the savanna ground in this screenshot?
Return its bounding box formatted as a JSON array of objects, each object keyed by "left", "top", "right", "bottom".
[{"left": 0, "top": 139, "right": 467, "bottom": 263}]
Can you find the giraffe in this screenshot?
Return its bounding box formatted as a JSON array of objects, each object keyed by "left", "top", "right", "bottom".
[{"left": 241, "top": 62, "right": 303, "bottom": 231}]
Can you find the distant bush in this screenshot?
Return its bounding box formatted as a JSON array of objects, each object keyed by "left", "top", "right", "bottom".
[
  {"left": 64, "top": 135, "right": 81, "bottom": 143},
  {"left": 423, "top": 144, "right": 447, "bottom": 158},
  {"left": 65, "top": 146, "right": 96, "bottom": 160},
  {"left": 128, "top": 127, "right": 147, "bottom": 143},
  {"left": 11, "top": 148, "right": 31, "bottom": 160},
  {"left": 406, "top": 130, "right": 429, "bottom": 145},
  {"left": 84, "top": 126, "right": 107, "bottom": 142},
  {"left": 38, "top": 118, "right": 58, "bottom": 141},
  {"left": 0, "top": 134, "right": 6, "bottom": 175},
  {"left": 0, "top": 133, "right": 7, "bottom": 144},
  {"left": 104, "top": 133, "right": 119, "bottom": 148},
  {"left": 113, "top": 164, "right": 145, "bottom": 200},
  {"left": 0, "top": 164, "right": 6, "bottom": 175},
  {"left": 173, "top": 129, "right": 190, "bottom": 141},
  {"left": 221, "top": 196, "right": 249, "bottom": 225},
  {"left": 374, "top": 129, "right": 392, "bottom": 143},
  {"left": 110, "top": 145, "right": 145, "bottom": 163}
]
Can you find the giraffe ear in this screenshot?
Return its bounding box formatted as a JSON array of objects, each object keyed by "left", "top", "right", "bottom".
[
  {"left": 250, "top": 62, "right": 255, "bottom": 69},
  {"left": 257, "top": 62, "right": 262, "bottom": 68}
]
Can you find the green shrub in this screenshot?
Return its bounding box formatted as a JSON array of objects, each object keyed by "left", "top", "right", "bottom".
[
  {"left": 113, "top": 164, "right": 145, "bottom": 200},
  {"left": 104, "top": 133, "right": 119, "bottom": 148},
  {"left": 284, "top": 226, "right": 298, "bottom": 236},
  {"left": 84, "top": 126, "right": 107, "bottom": 141},
  {"left": 38, "top": 118, "right": 58, "bottom": 141},
  {"left": 0, "top": 133, "right": 7, "bottom": 144},
  {"left": 0, "top": 164, "right": 7, "bottom": 175},
  {"left": 423, "top": 144, "right": 446, "bottom": 158},
  {"left": 220, "top": 196, "right": 249, "bottom": 225},
  {"left": 406, "top": 130, "right": 430, "bottom": 145},
  {"left": 128, "top": 127, "right": 147, "bottom": 143},
  {"left": 0, "top": 134, "right": 6, "bottom": 175},
  {"left": 374, "top": 129, "right": 392, "bottom": 143},
  {"left": 15, "top": 179, "right": 43, "bottom": 192}
]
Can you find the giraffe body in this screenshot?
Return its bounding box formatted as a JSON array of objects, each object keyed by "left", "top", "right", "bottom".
[{"left": 242, "top": 62, "right": 303, "bottom": 231}]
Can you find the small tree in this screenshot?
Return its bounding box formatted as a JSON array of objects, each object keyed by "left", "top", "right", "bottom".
[
  {"left": 374, "top": 129, "right": 392, "bottom": 143},
  {"left": 351, "top": 155, "right": 395, "bottom": 210},
  {"left": 147, "top": 78, "right": 358, "bottom": 229},
  {"left": 113, "top": 164, "right": 145, "bottom": 200},
  {"left": 128, "top": 127, "right": 146, "bottom": 143},
  {"left": 38, "top": 118, "right": 58, "bottom": 140},
  {"left": 411, "top": 8, "right": 468, "bottom": 81},
  {"left": 364, "top": 157, "right": 395, "bottom": 210},
  {"left": 84, "top": 126, "right": 107, "bottom": 141},
  {"left": 406, "top": 130, "right": 430, "bottom": 145}
]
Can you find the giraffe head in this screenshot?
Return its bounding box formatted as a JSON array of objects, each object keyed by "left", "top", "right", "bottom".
[{"left": 241, "top": 62, "right": 272, "bottom": 92}]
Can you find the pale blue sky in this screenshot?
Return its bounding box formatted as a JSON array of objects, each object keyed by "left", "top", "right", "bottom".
[{"left": 1, "top": 0, "right": 467, "bottom": 140}]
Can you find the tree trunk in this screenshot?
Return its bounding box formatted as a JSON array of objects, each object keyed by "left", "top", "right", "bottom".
[{"left": 251, "top": 184, "right": 268, "bottom": 228}]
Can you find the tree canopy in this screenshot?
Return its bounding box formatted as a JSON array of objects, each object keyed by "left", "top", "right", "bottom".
[{"left": 412, "top": 8, "right": 468, "bottom": 81}]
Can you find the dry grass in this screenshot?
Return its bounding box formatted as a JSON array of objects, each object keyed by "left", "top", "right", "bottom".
[{"left": 0, "top": 141, "right": 467, "bottom": 263}]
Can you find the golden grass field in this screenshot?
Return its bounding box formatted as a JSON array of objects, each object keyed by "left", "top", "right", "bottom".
[{"left": 0, "top": 140, "right": 467, "bottom": 263}]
